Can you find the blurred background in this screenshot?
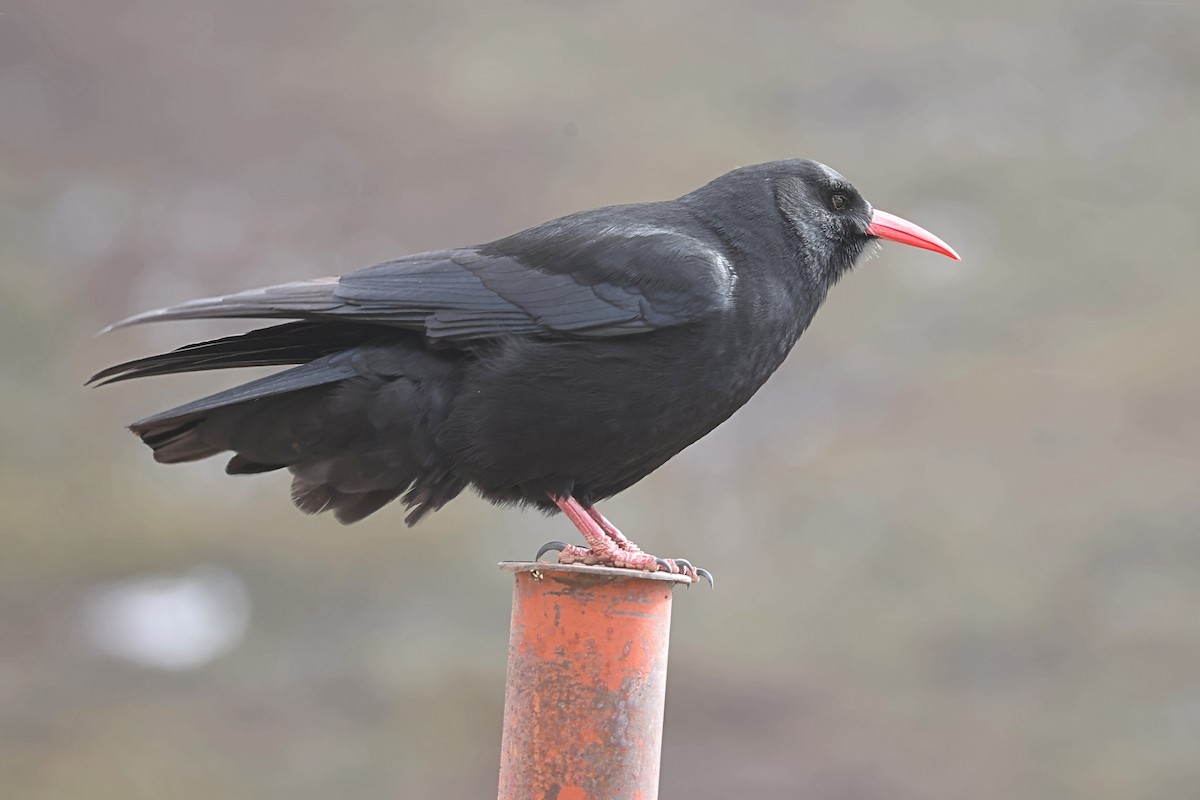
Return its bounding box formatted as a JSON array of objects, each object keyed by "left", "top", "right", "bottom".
[{"left": 3, "top": 0, "right": 1198, "bottom": 797}]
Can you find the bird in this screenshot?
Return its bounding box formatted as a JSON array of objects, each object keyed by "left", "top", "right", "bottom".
[{"left": 91, "top": 159, "right": 958, "bottom": 584}]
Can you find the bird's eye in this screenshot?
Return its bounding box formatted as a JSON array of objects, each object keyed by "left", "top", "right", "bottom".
[{"left": 831, "top": 194, "right": 847, "bottom": 211}]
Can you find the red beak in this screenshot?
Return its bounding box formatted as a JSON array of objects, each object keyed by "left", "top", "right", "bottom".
[{"left": 866, "top": 209, "right": 960, "bottom": 261}]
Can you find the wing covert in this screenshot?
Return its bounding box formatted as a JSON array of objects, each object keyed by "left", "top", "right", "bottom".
[{"left": 335, "top": 226, "right": 734, "bottom": 343}]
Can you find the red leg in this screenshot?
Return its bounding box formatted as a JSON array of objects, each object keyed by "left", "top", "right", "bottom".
[
  {"left": 586, "top": 506, "right": 639, "bottom": 552},
  {"left": 549, "top": 495, "right": 666, "bottom": 573},
  {"left": 540, "top": 494, "right": 711, "bottom": 584},
  {"left": 583, "top": 505, "right": 698, "bottom": 578}
]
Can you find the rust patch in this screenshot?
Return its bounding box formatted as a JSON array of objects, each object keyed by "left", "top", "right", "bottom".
[{"left": 497, "top": 567, "right": 677, "bottom": 800}]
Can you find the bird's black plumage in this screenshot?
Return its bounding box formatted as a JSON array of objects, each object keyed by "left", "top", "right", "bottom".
[{"left": 93, "top": 159, "right": 927, "bottom": 529}]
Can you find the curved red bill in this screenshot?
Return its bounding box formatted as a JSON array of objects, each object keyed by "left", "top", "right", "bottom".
[{"left": 867, "top": 209, "right": 960, "bottom": 261}]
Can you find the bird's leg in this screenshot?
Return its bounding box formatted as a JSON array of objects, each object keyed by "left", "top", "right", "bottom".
[
  {"left": 583, "top": 505, "right": 710, "bottom": 583},
  {"left": 548, "top": 495, "right": 653, "bottom": 567},
  {"left": 585, "top": 506, "right": 639, "bottom": 552},
  {"left": 545, "top": 494, "right": 669, "bottom": 573},
  {"left": 536, "top": 495, "right": 711, "bottom": 585},
  {"left": 538, "top": 495, "right": 606, "bottom": 566}
]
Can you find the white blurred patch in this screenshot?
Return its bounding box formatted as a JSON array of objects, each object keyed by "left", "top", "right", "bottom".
[
  {"left": 43, "top": 180, "right": 132, "bottom": 263},
  {"left": 81, "top": 565, "right": 250, "bottom": 670}
]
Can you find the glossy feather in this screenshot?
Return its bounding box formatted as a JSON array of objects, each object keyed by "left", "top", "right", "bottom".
[{"left": 93, "top": 159, "right": 880, "bottom": 524}]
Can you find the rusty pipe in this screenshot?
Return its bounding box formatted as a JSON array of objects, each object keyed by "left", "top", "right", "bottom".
[{"left": 497, "top": 562, "right": 691, "bottom": 800}]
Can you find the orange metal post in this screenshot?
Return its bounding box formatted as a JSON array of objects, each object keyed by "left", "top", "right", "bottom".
[{"left": 497, "top": 562, "right": 691, "bottom": 800}]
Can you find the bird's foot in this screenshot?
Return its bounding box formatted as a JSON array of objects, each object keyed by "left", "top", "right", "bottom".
[
  {"left": 535, "top": 540, "right": 595, "bottom": 565},
  {"left": 657, "top": 558, "right": 714, "bottom": 588},
  {"left": 541, "top": 493, "right": 713, "bottom": 586},
  {"left": 534, "top": 540, "right": 713, "bottom": 587}
]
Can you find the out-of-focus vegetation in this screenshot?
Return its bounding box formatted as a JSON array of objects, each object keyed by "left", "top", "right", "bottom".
[{"left": 3, "top": 1, "right": 1199, "bottom": 798}]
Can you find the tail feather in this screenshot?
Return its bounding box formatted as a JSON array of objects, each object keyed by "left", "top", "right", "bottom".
[
  {"left": 129, "top": 354, "right": 361, "bottom": 431},
  {"left": 225, "top": 455, "right": 286, "bottom": 475},
  {"left": 88, "top": 322, "right": 382, "bottom": 386},
  {"left": 98, "top": 278, "right": 343, "bottom": 333},
  {"left": 138, "top": 419, "right": 224, "bottom": 463},
  {"left": 104, "top": 330, "right": 466, "bottom": 524}
]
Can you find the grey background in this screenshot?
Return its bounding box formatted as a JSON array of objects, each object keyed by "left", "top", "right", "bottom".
[{"left": 3, "top": 1, "right": 1198, "bottom": 798}]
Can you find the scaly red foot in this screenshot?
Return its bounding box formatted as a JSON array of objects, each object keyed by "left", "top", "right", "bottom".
[{"left": 534, "top": 494, "right": 713, "bottom": 587}]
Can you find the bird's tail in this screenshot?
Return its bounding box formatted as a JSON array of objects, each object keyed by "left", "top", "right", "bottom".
[
  {"left": 92, "top": 324, "right": 464, "bottom": 524},
  {"left": 87, "top": 321, "right": 381, "bottom": 386}
]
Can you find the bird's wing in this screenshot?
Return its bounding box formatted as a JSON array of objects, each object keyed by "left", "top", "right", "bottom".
[{"left": 104, "top": 224, "right": 736, "bottom": 344}]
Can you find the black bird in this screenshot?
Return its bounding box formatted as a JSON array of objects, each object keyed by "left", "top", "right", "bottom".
[{"left": 91, "top": 159, "right": 958, "bottom": 583}]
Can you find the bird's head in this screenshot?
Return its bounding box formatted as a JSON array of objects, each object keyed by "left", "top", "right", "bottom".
[{"left": 768, "top": 159, "right": 960, "bottom": 292}]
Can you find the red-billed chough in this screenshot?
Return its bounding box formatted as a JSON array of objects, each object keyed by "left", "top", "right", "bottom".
[{"left": 91, "top": 159, "right": 958, "bottom": 584}]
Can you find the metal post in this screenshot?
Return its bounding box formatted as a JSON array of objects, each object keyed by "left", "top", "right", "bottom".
[{"left": 497, "top": 562, "right": 691, "bottom": 800}]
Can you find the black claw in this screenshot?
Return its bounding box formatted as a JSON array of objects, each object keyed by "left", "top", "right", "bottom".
[
  {"left": 535, "top": 541, "right": 569, "bottom": 562},
  {"left": 654, "top": 556, "right": 712, "bottom": 587}
]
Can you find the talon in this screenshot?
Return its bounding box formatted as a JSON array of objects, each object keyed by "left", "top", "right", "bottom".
[
  {"left": 535, "top": 541, "right": 569, "bottom": 562},
  {"left": 654, "top": 557, "right": 677, "bottom": 573},
  {"left": 673, "top": 558, "right": 694, "bottom": 574},
  {"left": 695, "top": 568, "right": 714, "bottom": 588}
]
